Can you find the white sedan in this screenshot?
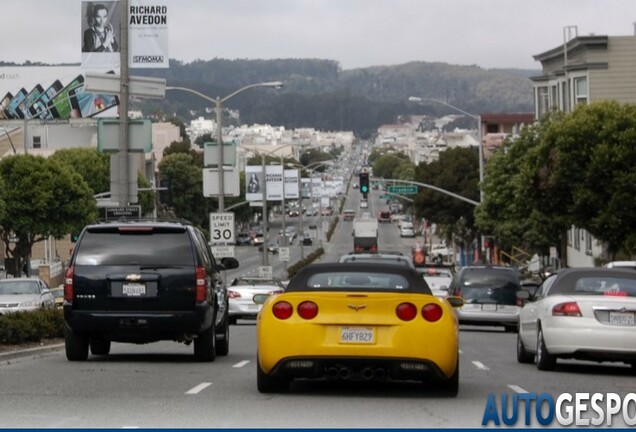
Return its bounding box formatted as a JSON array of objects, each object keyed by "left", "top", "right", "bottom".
[
  {"left": 0, "top": 277, "right": 56, "bottom": 314},
  {"left": 517, "top": 267, "right": 636, "bottom": 370}
]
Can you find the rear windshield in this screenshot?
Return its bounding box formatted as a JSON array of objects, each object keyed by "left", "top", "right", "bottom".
[
  {"left": 567, "top": 276, "right": 636, "bottom": 297},
  {"left": 306, "top": 272, "right": 410, "bottom": 291},
  {"left": 457, "top": 269, "right": 519, "bottom": 305},
  {"left": 75, "top": 228, "right": 194, "bottom": 266},
  {"left": 341, "top": 257, "right": 412, "bottom": 267}
]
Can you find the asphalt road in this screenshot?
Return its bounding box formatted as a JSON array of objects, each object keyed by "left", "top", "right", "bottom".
[{"left": 1, "top": 187, "right": 634, "bottom": 428}]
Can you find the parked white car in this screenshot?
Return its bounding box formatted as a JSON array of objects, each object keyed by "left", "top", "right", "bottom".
[{"left": 0, "top": 277, "right": 56, "bottom": 314}]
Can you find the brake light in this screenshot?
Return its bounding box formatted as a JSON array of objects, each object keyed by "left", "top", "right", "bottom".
[
  {"left": 370, "top": 244, "right": 378, "bottom": 252},
  {"left": 604, "top": 291, "right": 628, "bottom": 297},
  {"left": 64, "top": 266, "right": 74, "bottom": 302},
  {"left": 195, "top": 266, "right": 207, "bottom": 302},
  {"left": 354, "top": 246, "right": 362, "bottom": 252},
  {"left": 552, "top": 302, "right": 582, "bottom": 317},
  {"left": 273, "top": 301, "right": 293, "bottom": 319},
  {"left": 228, "top": 290, "right": 241, "bottom": 299},
  {"left": 422, "top": 303, "right": 443, "bottom": 322},
  {"left": 396, "top": 302, "right": 417, "bottom": 321},
  {"left": 297, "top": 301, "right": 318, "bottom": 319}
]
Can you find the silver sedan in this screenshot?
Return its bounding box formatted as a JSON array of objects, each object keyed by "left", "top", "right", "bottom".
[
  {"left": 227, "top": 277, "right": 284, "bottom": 324},
  {"left": 0, "top": 277, "right": 56, "bottom": 314}
]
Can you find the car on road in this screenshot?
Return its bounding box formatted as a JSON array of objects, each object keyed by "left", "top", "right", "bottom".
[
  {"left": 50, "top": 285, "right": 64, "bottom": 309},
  {"left": 300, "top": 232, "right": 313, "bottom": 245},
  {"left": 448, "top": 266, "right": 522, "bottom": 332},
  {"left": 359, "top": 199, "right": 368, "bottom": 209},
  {"left": 63, "top": 219, "right": 239, "bottom": 362},
  {"left": 400, "top": 222, "right": 416, "bottom": 238},
  {"left": 304, "top": 207, "right": 318, "bottom": 217},
  {"left": 259, "top": 240, "right": 280, "bottom": 254},
  {"left": 339, "top": 252, "right": 415, "bottom": 269},
  {"left": 428, "top": 244, "right": 453, "bottom": 264},
  {"left": 341, "top": 209, "right": 355, "bottom": 221},
  {"left": 417, "top": 266, "right": 453, "bottom": 298},
  {"left": 377, "top": 211, "right": 391, "bottom": 223},
  {"left": 0, "top": 277, "right": 56, "bottom": 314},
  {"left": 228, "top": 277, "right": 284, "bottom": 324},
  {"left": 254, "top": 263, "right": 464, "bottom": 395},
  {"left": 236, "top": 232, "right": 252, "bottom": 246},
  {"left": 516, "top": 267, "right": 636, "bottom": 371}
]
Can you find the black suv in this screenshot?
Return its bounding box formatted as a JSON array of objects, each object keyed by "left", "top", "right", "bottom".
[{"left": 63, "top": 219, "right": 239, "bottom": 362}]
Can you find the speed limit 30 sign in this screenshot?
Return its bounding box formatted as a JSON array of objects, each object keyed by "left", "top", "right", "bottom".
[{"left": 209, "top": 212, "right": 235, "bottom": 245}]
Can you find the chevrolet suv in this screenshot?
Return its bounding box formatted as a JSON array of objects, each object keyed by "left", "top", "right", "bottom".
[{"left": 63, "top": 219, "right": 239, "bottom": 362}]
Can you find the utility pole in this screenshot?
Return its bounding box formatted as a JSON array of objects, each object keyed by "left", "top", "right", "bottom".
[{"left": 118, "top": 0, "right": 130, "bottom": 206}]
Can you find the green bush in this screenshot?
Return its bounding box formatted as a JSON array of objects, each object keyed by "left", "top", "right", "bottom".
[
  {"left": 287, "top": 247, "right": 325, "bottom": 279},
  {"left": 0, "top": 309, "right": 65, "bottom": 345},
  {"left": 326, "top": 216, "right": 339, "bottom": 241}
]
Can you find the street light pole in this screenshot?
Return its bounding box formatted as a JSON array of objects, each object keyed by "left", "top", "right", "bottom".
[{"left": 166, "top": 81, "right": 283, "bottom": 212}]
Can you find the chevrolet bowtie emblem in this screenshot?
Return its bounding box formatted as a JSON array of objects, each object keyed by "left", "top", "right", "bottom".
[
  {"left": 126, "top": 274, "right": 142, "bottom": 281},
  {"left": 348, "top": 304, "right": 367, "bottom": 312}
]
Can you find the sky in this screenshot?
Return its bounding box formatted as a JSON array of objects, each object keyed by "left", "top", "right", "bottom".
[{"left": 3, "top": 0, "right": 636, "bottom": 70}]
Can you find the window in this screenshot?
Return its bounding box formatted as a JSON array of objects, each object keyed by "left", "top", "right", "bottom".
[
  {"left": 536, "top": 86, "right": 550, "bottom": 117},
  {"left": 550, "top": 85, "right": 559, "bottom": 109},
  {"left": 561, "top": 81, "right": 570, "bottom": 112},
  {"left": 574, "top": 76, "right": 588, "bottom": 106},
  {"left": 32, "top": 136, "right": 42, "bottom": 149},
  {"left": 585, "top": 231, "right": 593, "bottom": 256},
  {"left": 573, "top": 228, "right": 581, "bottom": 250}
]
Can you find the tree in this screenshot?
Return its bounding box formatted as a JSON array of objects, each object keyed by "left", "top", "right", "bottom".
[
  {"left": 49, "top": 148, "right": 110, "bottom": 195},
  {"left": 0, "top": 155, "right": 97, "bottom": 276},
  {"left": 158, "top": 153, "right": 211, "bottom": 228},
  {"left": 413, "top": 147, "right": 479, "bottom": 244}
]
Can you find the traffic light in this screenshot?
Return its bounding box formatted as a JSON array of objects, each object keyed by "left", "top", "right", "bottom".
[
  {"left": 359, "top": 171, "right": 369, "bottom": 194},
  {"left": 484, "top": 237, "right": 494, "bottom": 249}
]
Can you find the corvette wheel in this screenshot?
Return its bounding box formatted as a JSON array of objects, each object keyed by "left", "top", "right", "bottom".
[{"left": 256, "top": 355, "right": 289, "bottom": 393}]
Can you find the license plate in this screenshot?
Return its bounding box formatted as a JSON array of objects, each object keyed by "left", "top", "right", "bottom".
[
  {"left": 247, "top": 304, "right": 261, "bottom": 311},
  {"left": 122, "top": 283, "right": 146, "bottom": 297},
  {"left": 609, "top": 311, "right": 634, "bottom": 325},
  {"left": 481, "top": 304, "right": 497, "bottom": 311},
  {"left": 340, "top": 327, "right": 375, "bottom": 344}
]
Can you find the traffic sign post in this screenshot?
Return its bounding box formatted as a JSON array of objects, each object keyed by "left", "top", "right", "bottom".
[
  {"left": 278, "top": 247, "right": 290, "bottom": 262},
  {"left": 259, "top": 266, "right": 273, "bottom": 278},
  {"left": 209, "top": 212, "right": 235, "bottom": 245},
  {"left": 387, "top": 185, "right": 418, "bottom": 195},
  {"left": 210, "top": 245, "right": 235, "bottom": 259}
]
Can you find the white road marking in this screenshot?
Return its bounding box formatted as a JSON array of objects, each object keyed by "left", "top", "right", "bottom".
[
  {"left": 233, "top": 360, "right": 250, "bottom": 368},
  {"left": 472, "top": 361, "right": 490, "bottom": 370},
  {"left": 185, "top": 382, "right": 212, "bottom": 394},
  {"left": 508, "top": 384, "right": 528, "bottom": 393}
]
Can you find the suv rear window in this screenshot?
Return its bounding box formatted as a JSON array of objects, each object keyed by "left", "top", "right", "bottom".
[
  {"left": 75, "top": 227, "right": 194, "bottom": 266},
  {"left": 454, "top": 268, "right": 520, "bottom": 306}
]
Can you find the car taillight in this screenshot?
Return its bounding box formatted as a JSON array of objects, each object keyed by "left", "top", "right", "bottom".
[
  {"left": 396, "top": 302, "right": 417, "bottom": 321},
  {"left": 552, "top": 302, "right": 582, "bottom": 317},
  {"left": 64, "top": 266, "right": 74, "bottom": 302},
  {"left": 195, "top": 266, "right": 207, "bottom": 302},
  {"left": 228, "top": 290, "right": 241, "bottom": 299},
  {"left": 297, "top": 301, "right": 318, "bottom": 319},
  {"left": 422, "top": 303, "right": 443, "bottom": 322},
  {"left": 413, "top": 252, "right": 425, "bottom": 265},
  {"left": 273, "top": 301, "right": 293, "bottom": 319},
  {"left": 370, "top": 245, "right": 377, "bottom": 252},
  {"left": 354, "top": 246, "right": 362, "bottom": 252}
]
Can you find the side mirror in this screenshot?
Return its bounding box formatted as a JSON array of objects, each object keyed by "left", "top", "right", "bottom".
[
  {"left": 219, "top": 257, "right": 239, "bottom": 270},
  {"left": 517, "top": 290, "right": 530, "bottom": 300},
  {"left": 446, "top": 296, "right": 464, "bottom": 308}
]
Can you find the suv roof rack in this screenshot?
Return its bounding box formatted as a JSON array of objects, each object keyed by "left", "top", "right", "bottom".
[{"left": 95, "top": 217, "right": 193, "bottom": 225}]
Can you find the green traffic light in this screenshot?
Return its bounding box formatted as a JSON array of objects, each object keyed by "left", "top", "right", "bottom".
[{"left": 361, "top": 186, "right": 368, "bottom": 193}]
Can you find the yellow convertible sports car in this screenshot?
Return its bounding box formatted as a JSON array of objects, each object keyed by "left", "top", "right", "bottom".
[{"left": 255, "top": 262, "right": 463, "bottom": 395}]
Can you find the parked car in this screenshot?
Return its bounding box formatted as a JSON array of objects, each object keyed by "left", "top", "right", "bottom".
[
  {"left": 63, "top": 219, "right": 239, "bottom": 362},
  {"left": 448, "top": 266, "right": 523, "bottom": 332},
  {"left": 400, "top": 222, "right": 416, "bottom": 238},
  {"left": 254, "top": 263, "right": 463, "bottom": 395},
  {"left": 300, "top": 232, "right": 313, "bottom": 246},
  {"left": 429, "top": 244, "right": 453, "bottom": 264},
  {"left": 228, "top": 277, "right": 284, "bottom": 324},
  {"left": 0, "top": 277, "right": 55, "bottom": 314},
  {"left": 517, "top": 267, "right": 636, "bottom": 370}
]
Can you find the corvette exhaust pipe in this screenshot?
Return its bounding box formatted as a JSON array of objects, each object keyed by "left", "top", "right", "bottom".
[
  {"left": 326, "top": 367, "right": 339, "bottom": 380},
  {"left": 361, "top": 367, "right": 374, "bottom": 381},
  {"left": 374, "top": 368, "right": 386, "bottom": 380},
  {"left": 338, "top": 367, "right": 352, "bottom": 380}
]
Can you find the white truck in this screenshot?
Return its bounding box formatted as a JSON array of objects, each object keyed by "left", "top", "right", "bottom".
[{"left": 352, "top": 218, "right": 379, "bottom": 253}]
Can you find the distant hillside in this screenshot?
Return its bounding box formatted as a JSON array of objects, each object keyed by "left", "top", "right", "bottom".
[{"left": 1, "top": 59, "right": 537, "bottom": 138}]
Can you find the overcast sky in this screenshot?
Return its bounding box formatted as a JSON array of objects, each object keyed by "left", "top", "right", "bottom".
[{"left": 4, "top": 0, "right": 635, "bottom": 70}]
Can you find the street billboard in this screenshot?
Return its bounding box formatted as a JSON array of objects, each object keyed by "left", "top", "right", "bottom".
[
  {"left": 0, "top": 66, "right": 119, "bottom": 121},
  {"left": 284, "top": 169, "right": 300, "bottom": 199},
  {"left": 245, "top": 165, "right": 284, "bottom": 201}
]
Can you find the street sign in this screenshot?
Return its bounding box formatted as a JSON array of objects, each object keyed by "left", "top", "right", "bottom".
[
  {"left": 379, "top": 194, "right": 391, "bottom": 200},
  {"left": 104, "top": 206, "right": 141, "bottom": 219},
  {"left": 259, "top": 266, "right": 273, "bottom": 279},
  {"left": 278, "top": 247, "right": 290, "bottom": 262},
  {"left": 210, "top": 245, "right": 235, "bottom": 259},
  {"left": 209, "top": 212, "right": 235, "bottom": 245},
  {"left": 388, "top": 185, "right": 418, "bottom": 195}
]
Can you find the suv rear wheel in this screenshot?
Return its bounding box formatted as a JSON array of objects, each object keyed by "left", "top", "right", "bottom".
[
  {"left": 65, "top": 327, "right": 89, "bottom": 361},
  {"left": 194, "top": 321, "right": 216, "bottom": 362},
  {"left": 215, "top": 308, "right": 230, "bottom": 356},
  {"left": 90, "top": 337, "right": 111, "bottom": 356}
]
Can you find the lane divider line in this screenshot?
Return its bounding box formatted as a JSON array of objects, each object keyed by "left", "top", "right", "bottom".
[
  {"left": 185, "top": 382, "right": 212, "bottom": 394},
  {"left": 472, "top": 361, "right": 490, "bottom": 370},
  {"left": 508, "top": 384, "right": 528, "bottom": 393},
  {"left": 233, "top": 360, "right": 250, "bottom": 368}
]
